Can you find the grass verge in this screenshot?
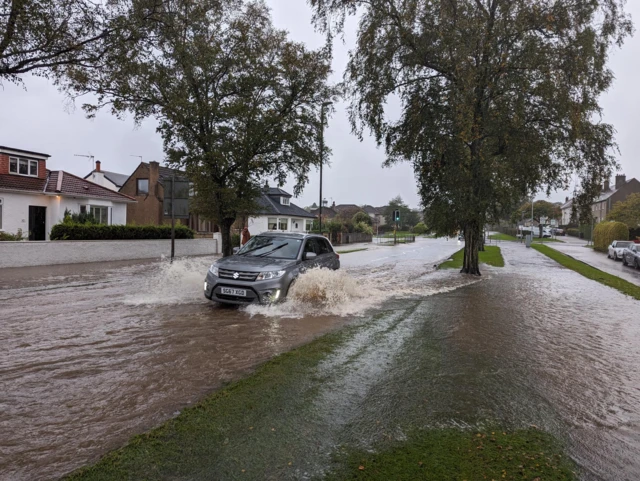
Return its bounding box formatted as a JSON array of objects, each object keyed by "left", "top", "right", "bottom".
[
  {"left": 336, "top": 248, "right": 368, "bottom": 254},
  {"left": 440, "top": 246, "right": 505, "bottom": 269},
  {"left": 532, "top": 244, "right": 640, "bottom": 301},
  {"left": 488, "top": 233, "right": 564, "bottom": 243},
  {"left": 326, "top": 428, "right": 576, "bottom": 481}
]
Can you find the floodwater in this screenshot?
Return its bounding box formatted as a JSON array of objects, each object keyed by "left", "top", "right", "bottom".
[{"left": 0, "top": 239, "right": 639, "bottom": 480}]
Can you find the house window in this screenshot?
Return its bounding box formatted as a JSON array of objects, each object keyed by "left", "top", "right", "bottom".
[
  {"left": 9, "top": 157, "right": 38, "bottom": 177},
  {"left": 280, "top": 197, "right": 290, "bottom": 206},
  {"left": 137, "top": 178, "right": 149, "bottom": 195},
  {"left": 278, "top": 218, "right": 288, "bottom": 230},
  {"left": 305, "top": 220, "right": 313, "bottom": 231},
  {"left": 90, "top": 206, "right": 109, "bottom": 225},
  {"left": 268, "top": 218, "right": 277, "bottom": 230}
]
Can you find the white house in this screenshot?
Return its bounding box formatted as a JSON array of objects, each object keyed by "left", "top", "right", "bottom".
[
  {"left": 0, "top": 146, "right": 136, "bottom": 240},
  {"left": 560, "top": 197, "right": 573, "bottom": 226},
  {"left": 247, "top": 187, "right": 316, "bottom": 234},
  {"left": 83, "top": 160, "right": 130, "bottom": 192}
]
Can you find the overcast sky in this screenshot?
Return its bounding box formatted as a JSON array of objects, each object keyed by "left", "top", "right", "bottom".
[{"left": 1, "top": 1, "right": 639, "bottom": 209}]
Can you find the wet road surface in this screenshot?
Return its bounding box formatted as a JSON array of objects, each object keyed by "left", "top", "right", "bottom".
[
  {"left": 0, "top": 239, "right": 461, "bottom": 480},
  {"left": 1, "top": 238, "right": 639, "bottom": 480}
]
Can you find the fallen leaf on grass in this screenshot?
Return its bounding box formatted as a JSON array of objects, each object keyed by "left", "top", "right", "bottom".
[{"left": 358, "top": 465, "right": 365, "bottom": 471}]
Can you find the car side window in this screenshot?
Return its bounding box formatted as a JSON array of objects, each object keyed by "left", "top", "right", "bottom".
[
  {"left": 318, "top": 238, "right": 332, "bottom": 254},
  {"left": 303, "top": 239, "right": 318, "bottom": 255}
]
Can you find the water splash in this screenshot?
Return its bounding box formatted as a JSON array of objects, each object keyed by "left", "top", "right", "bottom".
[
  {"left": 123, "top": 257, "right": 213, "bottom": 305},
  {"left": 244, "top": 266, "right": 483, "bottom": 319}
]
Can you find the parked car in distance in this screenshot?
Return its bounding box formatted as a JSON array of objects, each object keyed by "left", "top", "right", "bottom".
[
  {"left": 608, "top": 240, "right": 633, "bottom": 261},
  {"left": 622, "top": 244, "right": 640, "bottom": 269},
  {"left": 552, "top": 228, "right": 565, "bottom": 236},
  {"left": 204, "top": 232, "right": 340, "bottom": 305}
]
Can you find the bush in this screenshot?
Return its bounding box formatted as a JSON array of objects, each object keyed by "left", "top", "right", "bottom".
[
  {"left": 231, "top": 233, "right": 241, "bottom": 247},
  {"left": 413, "top": 222, "right": 427, "bottom": 235},
  {"left": 593, "top": 221, "right": 629, "bottom": 252},
  {"left": 352, "top": 211, "right": 372, "bottom": 226},
  {"left": 0, "top": 229, "right": 26, "bottom": 241},
  {"left": 50, "top": 223, "right": 195, "bottom": 240},
  {"left": 354, "top": 221, "right": 373, "bottom": 235},
  {"left": 567, "top": 228, "right": 580, "bottom": 237}
]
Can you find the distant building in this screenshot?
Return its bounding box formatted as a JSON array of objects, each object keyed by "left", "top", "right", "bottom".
[
  {"left": 592, "top": 175, "right": 640, "bottom": 223},
  {"left": 119, "top": 161, "right": 216, "bottom": 235},
  {"left": 561, "top": 197, "right": 573, "bottom": 225},
  {"left": 84, "top": 161, "right": 129, "bottom": 192},
  {"left": 0, "top": 145, "right": 135, "bottom": 240},
  {"left": 247, "top": 187, "right": 316, "bottom": 233}
]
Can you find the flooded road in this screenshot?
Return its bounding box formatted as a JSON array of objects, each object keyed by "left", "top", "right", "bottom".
[
  {"left": 1, "top": 238, "right": 639, "bottom": 480},
  {"left": 0, "top": 239, "right": 461, "bottom": 480}
]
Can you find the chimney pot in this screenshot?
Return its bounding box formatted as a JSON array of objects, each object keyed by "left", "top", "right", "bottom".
[{"left": 95, "top": 160, "right": 101, "bottom": 172}]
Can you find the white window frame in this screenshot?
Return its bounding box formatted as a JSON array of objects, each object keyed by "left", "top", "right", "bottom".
[
  {"left": 278, "top": 218, "right": 288, "bottom": 230},
  {"left": 9, "top": 157, "right": 38, "bottom": 177},
  {"left": 280, "top": 197, "right": 290, "bottom": 206},
  {"left": 268, "top": 217, "right": 277, "bottom": 230},
  {"left": 305, "top": 220, "right": 313, "bottom": 231},
  {"left": 90, "top": 205, "right": 110, "bottom": 225}
]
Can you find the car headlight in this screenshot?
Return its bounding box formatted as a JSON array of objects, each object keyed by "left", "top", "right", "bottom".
[
  {"left": 256, "top": 270, "right": 286, "bottom": 280},
  {"left": 209, "top": 265, "right": 219, "bottom": 276}
]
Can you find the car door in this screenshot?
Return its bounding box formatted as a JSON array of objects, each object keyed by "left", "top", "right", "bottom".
[
  {"left": 300, "top": 238, "right": 320, "bottom": 272},
  {"left": 317, "top": 237, "right": 337, "bottom": 269}
]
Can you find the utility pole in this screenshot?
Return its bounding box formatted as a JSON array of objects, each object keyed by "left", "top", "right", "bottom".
[{"left": 318, "top": 101, "right": 332, "bottom": 235}]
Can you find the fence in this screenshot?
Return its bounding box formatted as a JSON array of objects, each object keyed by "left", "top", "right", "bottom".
[
  {"left": 329, "top": 232, "right": 373, "bottom": 245},
  {"left": 374, "top": 234, "right": 416, "bottom": 245}
]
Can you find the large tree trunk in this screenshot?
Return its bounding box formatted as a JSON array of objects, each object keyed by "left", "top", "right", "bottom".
[
  {"left": 461, "top": 222, "right": 481, "bottom": 276},
  {"left": 220, "top": 218, "right": 235, "bottom": 257}
]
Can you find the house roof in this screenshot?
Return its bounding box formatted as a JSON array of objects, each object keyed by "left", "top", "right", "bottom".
[
  {"left": 0, "top": 145, "right": 50, "bottom": 159},
  {"left": 84, "top": 169, "right": 130, "bottom": 188},
  {"left": 0, "top": 171, "right": 136, "bottom": 202},
  {"left": 333, "top": 203, "right": 361, "bottom": 212},
  {"left": 47, "top": 171, "right": 136, "bottom": 202},
  {"left": 309, "top": 206, "right": 337, "bottom": 218},
  {"left": 254, "top": 189, "right": 316, "bottom": 218},
  {"left": 561, "top": 199, "right": 573, "bottom": 210}
]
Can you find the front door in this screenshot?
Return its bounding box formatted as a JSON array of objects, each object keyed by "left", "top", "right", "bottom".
[{"left": 28, "top": 206, "right": 46, "bottom": 241}]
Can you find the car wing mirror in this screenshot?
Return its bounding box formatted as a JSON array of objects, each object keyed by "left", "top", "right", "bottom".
[{"left": 304, "top": 252, "right": 317, "bottom": 260}]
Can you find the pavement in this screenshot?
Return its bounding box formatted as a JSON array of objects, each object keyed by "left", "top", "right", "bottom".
[{"left": 545, "top": 236, "right": 640, "bottom": 286}]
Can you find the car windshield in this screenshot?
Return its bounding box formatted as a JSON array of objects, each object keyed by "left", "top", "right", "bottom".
[
  {"left": 237, "top": 235, "right": 302, "bottom": 259},
  {"left": 617, "top": 242, "right": 632, "bottom": 248}
]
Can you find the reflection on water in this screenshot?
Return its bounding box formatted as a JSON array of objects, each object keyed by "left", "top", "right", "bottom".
[{"left": 0, "top": 242, "right": 639, "bottom": 481}]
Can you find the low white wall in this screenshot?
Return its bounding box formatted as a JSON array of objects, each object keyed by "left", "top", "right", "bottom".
[{"left": 0, "top": 238, "right": 219, "bottom": 268}]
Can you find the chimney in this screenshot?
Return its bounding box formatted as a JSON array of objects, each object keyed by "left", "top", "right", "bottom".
[
  {"left": 616, "top": 174, "right": 626, "bottom": 190},
  {"left": 95, "top": 160, "right": 101, "bottom": 172},
  {"left": 332, "top": 201, "right": 335, "bottom": 208},
  {"left": 604, "top": 178, "right": 610, "bottom": 192},
  {"left": 149, "top": 161, "right": 159, "bottom": 193},
  {"left": 565, "top": 196, "right": 569, "bottom": 202}
]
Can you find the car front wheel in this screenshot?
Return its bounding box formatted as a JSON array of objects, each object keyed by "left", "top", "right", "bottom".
[
  {"left": 614, "top": 253, "right": 618, "bottom": 261},
  {"left": 623, "top": 256, "right": 628, "bottom": 266},
  {"left": 636, "top": 259, "right": 640, "bottom": 270}
]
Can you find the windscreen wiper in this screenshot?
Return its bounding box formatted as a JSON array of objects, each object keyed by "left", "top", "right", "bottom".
[
  {"left": 256, "top": 243, "right": 288, "bottom": 257},
  {"left": 238, "top": 243, "right": 273, "bottom": 255}
]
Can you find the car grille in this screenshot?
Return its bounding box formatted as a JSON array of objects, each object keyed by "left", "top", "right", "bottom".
[{"left": 218, "top": 269, "right": 258, "bottom": 282}]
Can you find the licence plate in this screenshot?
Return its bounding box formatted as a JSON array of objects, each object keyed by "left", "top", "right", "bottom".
[{"left": 220, "top": 287, "right": 247, "bottom": 297}]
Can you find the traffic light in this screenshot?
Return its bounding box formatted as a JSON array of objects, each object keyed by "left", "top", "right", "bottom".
[{"left": 394, "top": 209, "right": 400, "bottom": 222}]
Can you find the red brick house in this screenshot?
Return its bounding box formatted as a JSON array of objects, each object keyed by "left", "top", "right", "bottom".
[
  {"left": 0, "top": 145, "right": 135, "bottom": 240},
  {"left": 119, "top": 161, "right": 216, "bottom": 236}
]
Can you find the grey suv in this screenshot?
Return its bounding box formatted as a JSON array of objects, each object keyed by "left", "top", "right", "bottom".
[{"left": 204, "top": 232, "right": 340, "bottom": 305}]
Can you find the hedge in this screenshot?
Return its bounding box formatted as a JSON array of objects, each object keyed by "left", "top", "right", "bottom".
[
  {"left": 50, "top": 223, "right": 195, "bottom": 240},
  {"left": 567, "top": 228, "right": 580, "bottom": 237},
  {"left": 593, "top": 221, "right": 629, "bottom": 252}
]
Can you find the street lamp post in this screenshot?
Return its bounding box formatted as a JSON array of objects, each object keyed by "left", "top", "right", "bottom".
[{"left": 318, "top": 101, "right": 332, "bottom": 234}]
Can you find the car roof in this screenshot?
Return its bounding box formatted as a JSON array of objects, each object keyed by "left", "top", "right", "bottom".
[{"left": 256, "top": 231, "right": 325, "bottom": 240}]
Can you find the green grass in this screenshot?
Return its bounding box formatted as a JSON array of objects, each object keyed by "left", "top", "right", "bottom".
[
  {"left": 489, "top": 233, "right": 518, "bottom": 241},
  {"left": 336, "top": 248, "right": 368, "bottom": 254},
  {"left": 326, "top": 428, "right": 576, "bottom": 481},
  {"left": 532, "top": 244, "right": 640, "bottom": 301},
  {"left": 440, "top": 246, "right": 505, "bottom": 269},
  {"left": 488, "top": 233, "right": 564, "bottom": 243},
  {"left": 377, "top": 231, "right": 414, "bottom": 238}
]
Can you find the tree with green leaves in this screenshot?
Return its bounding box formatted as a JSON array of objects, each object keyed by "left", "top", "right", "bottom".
[
  {"left": 607, "top": 193, "right": 640, "bottom": 228},
  {"left": 352, "top": 210, "right": 372, "bottom": 226},
  {"left": 0, "top": 0, "right": 137, "bottom": 85},
  {"left": 310, "top": 0, "right": 631, "bottom": 274},
  {"left": 384, "top": 196, "right": 419, "bottom": 231},
  {"left": 512, "top": 200, "right": 562, "bottom": 236},
  {"left": 67, "top": 0, "right": 335, "bottom": 256}
]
